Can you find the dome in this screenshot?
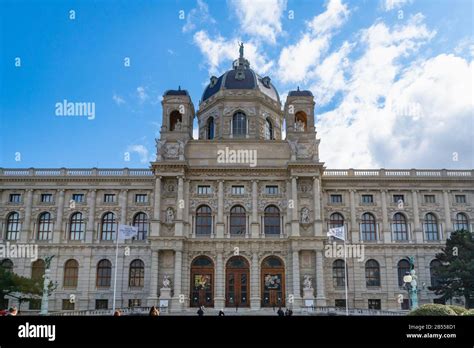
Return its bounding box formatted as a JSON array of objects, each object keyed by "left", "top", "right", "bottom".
[{"left": 201, "top": 44, "right": 280, "bottom": 104}]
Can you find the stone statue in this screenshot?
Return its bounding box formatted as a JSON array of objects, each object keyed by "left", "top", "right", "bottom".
[
  {"left": 239, "top": 42, "right": 244, "bottom": 58},
  {"left": 300, "top": 207, "right": 310, "bottom": 223},
  {"left": 295, "top": 119, "right": 305, "bottom": 132},
  {"left": 162, "top": 274, "right": 171, "bottom": 288},
  {"left": 165, "top": 208, "right": 174, "bottom": 223},
  {"left": 175, "top": 119, "right": 182, "bottom": 131},
  {"left": 156, "top": 138, "right": 167, "bottom": 160},
  {"left": 303, "top": 274, "right": 313, "bottom": 289}
]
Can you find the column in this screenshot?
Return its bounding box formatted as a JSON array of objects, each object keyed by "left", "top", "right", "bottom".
[
  {"left": 85, "top": 189, "right": 96, "bottom": 243},
  {"left": 443, "top": 190, "right": 452, "bottom": 236},
  {"left": 313, "top": 177, "right": 322, "bottom": 236},
  {"left": 120, "top": 190, "right": 128, "bottom": 225},
  {"left": 20, "top": 189, "right": 33, "bottom": 242},
  {"left": 216, "top": 180, "right": 224, "bottom": 238},
  {"left": 151, "top": 176, "right": 161, "bottom": 237},
  {"left": 172, "top": 250, "right": 183, "bottom": 311},
  {"left": 291, "top": 176, "right": 300, "bottom": 237},
  {"left": 53, "top": 189, "right": 65, "bottom": 243},
  {"left": 349, "top": 190, "right": 358, "bottom": 242},
  {"left": 381, "top": 190, "right": 391, "bottom": 243},
  {"left": 412, "top": 190, "right": 422, "bottom": 242},
  {"left": 292, "top": 250, "right": 301, "bottom": 305},
  {"left": 251, "top": 180, "right": 259, "bottom": 238},
  {"left": 175, "top": 177, "right": 184, "bottom": 236},
  {"left": 286, "top": 180, "right": 292, "bottom": 235},
  {"left": 250, "top": 252, "right": 260, "bottom": 309},
  {"left": 147, "top": 250, "right": 159, "bottom": 306},
  {"left": 315, "top": 250, "right": 326, "bottom": 306},
  {"left": 215, "top": 252, "right": 225, "bottom": 308}
]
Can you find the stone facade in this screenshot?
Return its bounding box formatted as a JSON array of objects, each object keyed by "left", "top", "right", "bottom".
[{"left": 1, "top": 52, "right": 473, "bottom": 313}]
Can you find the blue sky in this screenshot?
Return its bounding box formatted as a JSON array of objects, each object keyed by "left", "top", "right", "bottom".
[{"left": 1, "top": 0, "right": 473, "bottom": 169}]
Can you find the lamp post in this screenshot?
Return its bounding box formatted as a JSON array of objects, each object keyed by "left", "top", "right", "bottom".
[
  {"left": 403, "top": 256, "right": 419, "bottom": 310},
  {"left": 40, "top": 255, "right": 55, "bottom": 316}
]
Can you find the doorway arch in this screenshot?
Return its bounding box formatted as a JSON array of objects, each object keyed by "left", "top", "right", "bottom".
[
  {"left": 225, "top": 256, "right": 250, "bottom": 308},
  {"left": 261, "top": 255, "right": 285, "bottom": 307},
  {"left": 190, "top": 256, "right": 214, "bottom": 307}
]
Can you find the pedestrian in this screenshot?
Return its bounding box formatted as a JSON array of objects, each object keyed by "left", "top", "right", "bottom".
[
  {"left": 235, "top": 303, "right": 239, "bottom": 312},
  {"left": 113, "top": 310, "right": 121, "bottom": 316},
  {"left": 6, "top": 307, "right": 17, "bottom": 316},
  {"left": 285, "top": 308, "right": 289, "bottom": 316},
  {"left": 149, "top": 306, "right": 159, "bottom": 316},
  {"left": 277, "top": 307, "right": 284, "bottom": 316},
  {"left": 218, "top": 309, "right": 225, "bottom": 316},
  {"left": 197, "top": 306, "right": 204, "bottom": 316},
  {"left": 288, "top": 309, "right": 293, "bottom": 316}
]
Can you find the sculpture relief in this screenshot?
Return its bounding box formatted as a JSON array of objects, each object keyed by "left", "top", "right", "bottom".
[
  {"left": 162, "top": 274, "right": 171, "bottom": 289},
  {"left": 303, "top": 274, "right": 313, "bottom": 289},
  {"left": 300, "top": 207, "right": 310, "bottom": 224},
  {"left": 165, "top": 208, "right": 175, "bottom": 223}
]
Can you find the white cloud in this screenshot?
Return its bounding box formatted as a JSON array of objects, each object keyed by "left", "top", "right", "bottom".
[
  {"left": 193, "top": 31, "right": 273, "bottom": 75},
  {"left": 314, "top": 14, "right": 472, "bottom": 169},
  {"left": 127, "top": 144, "right": 152, "bottom": 164},
  {"left": 383, "top": 0, "right": 412, "bottom": 12},
  {"left": 112, "top": 93, "right": 125, "bottom": 106},
  {"left": 136, "top": 86, "right": 149, "bottom": 103},
  {"left": 230, "top": 0, "right": 287, "bottom": 44},
  {"left": 182, "top": 0, "right": 216, "bottom": 33},
  {"left": 277, "top": 0, "right": 350, "bottom": 83}
]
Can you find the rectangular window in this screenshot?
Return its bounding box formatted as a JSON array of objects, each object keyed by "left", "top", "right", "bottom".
[
  {"left": 29, "top": 299, "right": 41, "bottom": 310},
  {"left": 135, "top": 194, "right": 148, "bottom": 203},
  {"left": 232, "top": 186, "right": 245, "bottom": 195},
  {"left": 104, "top": 194, "right": 115, "bottom": 203},
  {"left": 335, "top": 299, "right": 346, "bottom": 308},
  {"left": 62, "top": 299, "right": 75, "bottom": 311},
  {"left": 455, "top": 195, "right": 466, "bottom": 204},
  {"left": 128, "top": 299, "right": 142, "bottom": 308},
  {"left": 72, "top": 194, "right": 84, "bottom": 203},
  {"left": 330, "top": 194, "right": 343, "bottom": 204},
  {"left": 265, "top": 186, "right": 279, "bottom": 195},
  {"left": 424, "top": 195, "right": 435, "bottom": 203},
  {"left": 368, "top": 299, "right": 381, "bottom": 310},
  {"left": 361, "top": 194, "right": 373, "bottom": 204},
  {"left": 95, "top": 299, "right": 108, "bottom": 310},
  {"left": 41, "top": 194, "right": 53, "bottom": 203},
  {"left": 9, "top": 194, "right": 21, "bottom": 203},
  {"left": 393, "top": 195, "right": 404, "bottom": 203},
  {"left": 197, "top": 186, "right": 212, "bottom": 195}
]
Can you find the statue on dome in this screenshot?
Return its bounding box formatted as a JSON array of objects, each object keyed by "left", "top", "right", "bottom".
[{"left": 239, "top": 42, "right": 244, "bottom": 58}]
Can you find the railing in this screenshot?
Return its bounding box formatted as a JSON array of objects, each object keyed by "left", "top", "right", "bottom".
[
  {"left": 50, "top": 306, "right": 165, "bottom": 316},
  {"left": 0, "top": 168, "right": 154, "bottom": 177},
  {"left": 305, "top": 306, "right": 405, "bottom": 316},
  {"left": 323, "top": 169, "right": 473, "bottom": 178}
]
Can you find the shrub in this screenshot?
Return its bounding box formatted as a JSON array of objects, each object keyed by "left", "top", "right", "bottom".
[
  {"left": 462, "top": 309, "right": 474, "bottom": 316},
  {"left": 447, "top": 305, "right": 467, "bottom": 315},
  {"left": 408, "top": 304, "right": 457, "bottom": 316}
]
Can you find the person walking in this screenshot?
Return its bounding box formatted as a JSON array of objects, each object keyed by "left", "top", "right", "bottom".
[
  {"left": 197, "top": 306, "right": 204, "bottom": 316},
  {"left": 218, "top": 309, "right": 225, "bottom": 316},
  {"left": 277, "top": 307, "right": 284, "bottom": 316},
  {"left": 149, "top": 306, "right": 159, "bottom": 316}
]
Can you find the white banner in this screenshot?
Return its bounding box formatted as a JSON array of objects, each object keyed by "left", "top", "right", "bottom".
[
  {"left": 118, "top": 224, "right": 138, "bottom": 240},
  {"left": 327, "top": 226, "right": 345, "bottom": 241}
]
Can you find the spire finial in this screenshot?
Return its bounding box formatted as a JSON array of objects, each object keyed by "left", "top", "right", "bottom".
[
  {"left": 178, "top": 85, "right": 181, "bottom": 91},
  {"left": 297, "top": 86, "right": 300, "bottom": 91},
  {"left": 239, "top": 42, "right": 244, "bottom": 59}
]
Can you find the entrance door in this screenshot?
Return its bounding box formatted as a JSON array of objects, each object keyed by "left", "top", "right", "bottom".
[
  {"left": 261, "top": 256, "right": 285, "bottom": 307},
  {"left": 190, "top": 256, "right": 214, "bottom": 307},
  {"left": 226, "top": 256, "right": 250, "bottom": 307}
]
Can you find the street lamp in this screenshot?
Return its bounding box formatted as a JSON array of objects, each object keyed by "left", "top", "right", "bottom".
[{"left": 403, "top": 256, "right": 419, "bottom": 310}]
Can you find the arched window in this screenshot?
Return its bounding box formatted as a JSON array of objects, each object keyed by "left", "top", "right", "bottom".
[
  {"left": 196, "top": 205, "right": 212, "bottom": 236},
  {"left": 133, "top": 212, "right": 148, "bottom": 240},
  {"left": 232, "top": 112, "right": 247, "bottom": 137},
  {"left": 230, "top": 205, "right": 246, "bottom": 236},
  {"left": 129, "top": 259, "right": 145, "bottom": 287},
  {"left": 0, "top": 259, "right": 13, "bottom": 272},
  {"left": 101, "top": 212, "right": 116, "bottom": 241},
  {"left": 96, "top": 259, "right": 112, "bottom": 287},
  {"left": 333, "top": 259, "right": 346, "bottom": 287},
  {"left": 191, "top": 256, "right": 214, "bottom": 307},
  {"left": 454, "top": 213, "right": 469, "bottom": 232},
  {"left": 37, "top": 212, "right": 52, "bottom": 240},
  {"left": 392, "top": 213, "right": 408, "bottom": 241},
  {"left": 294, "top": 111, "right": 307, "bottom": 131},
  {"left": 69, "top": 212, "right": 84, "bottom": 241},
  {"left": 6, "top": 212, "right": 20, "bottom": 240},
  {"left": 329, "top": 213, "right": 344, "bottom": 229},
  {"left": 361, "top": 213, "right": 377, "bottom": 241},
  {"left": 265, "top": 118, "right": 274, "bottom": 140},
  {"left": 424, "top": 213, "right": 439, "bottom": 240},
  {"left": 64, "top": 259, "right": 79, "bottom": 288},
  {"left": 264, "top": 205, "right": 280, "bottom": 235},
  {"left": 32, "top": 259, "right": 46, "bottom": 282},
  {"left": 365, "top": 259, "right": 380, "bottom": 287},
  {"left": 397, "top": 259, "right": 410, "bottom": 286},
  {"left": 169, "top": 110, "right": 182, "bottom": 131},
  {"left": 207, "top": 117, "right": 214, "bottom": 140},
  {"left": 430, "top": 259, "right": 442, "bottom": 287},
  {"left": 261, "top": 256, "right": 285, "bottom": 307}
]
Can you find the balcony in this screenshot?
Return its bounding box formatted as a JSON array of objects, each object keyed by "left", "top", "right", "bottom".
[{"left": 323, "top": 169, "right": 473, "bottom": 178}]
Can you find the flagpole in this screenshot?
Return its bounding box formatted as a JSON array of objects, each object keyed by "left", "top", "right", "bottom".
[
  {"left": 343, "top": 237, "right": 348, "bottom": 316},
  {"left": 112, "top": 224, "right": 119, "bottom": 313}
]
